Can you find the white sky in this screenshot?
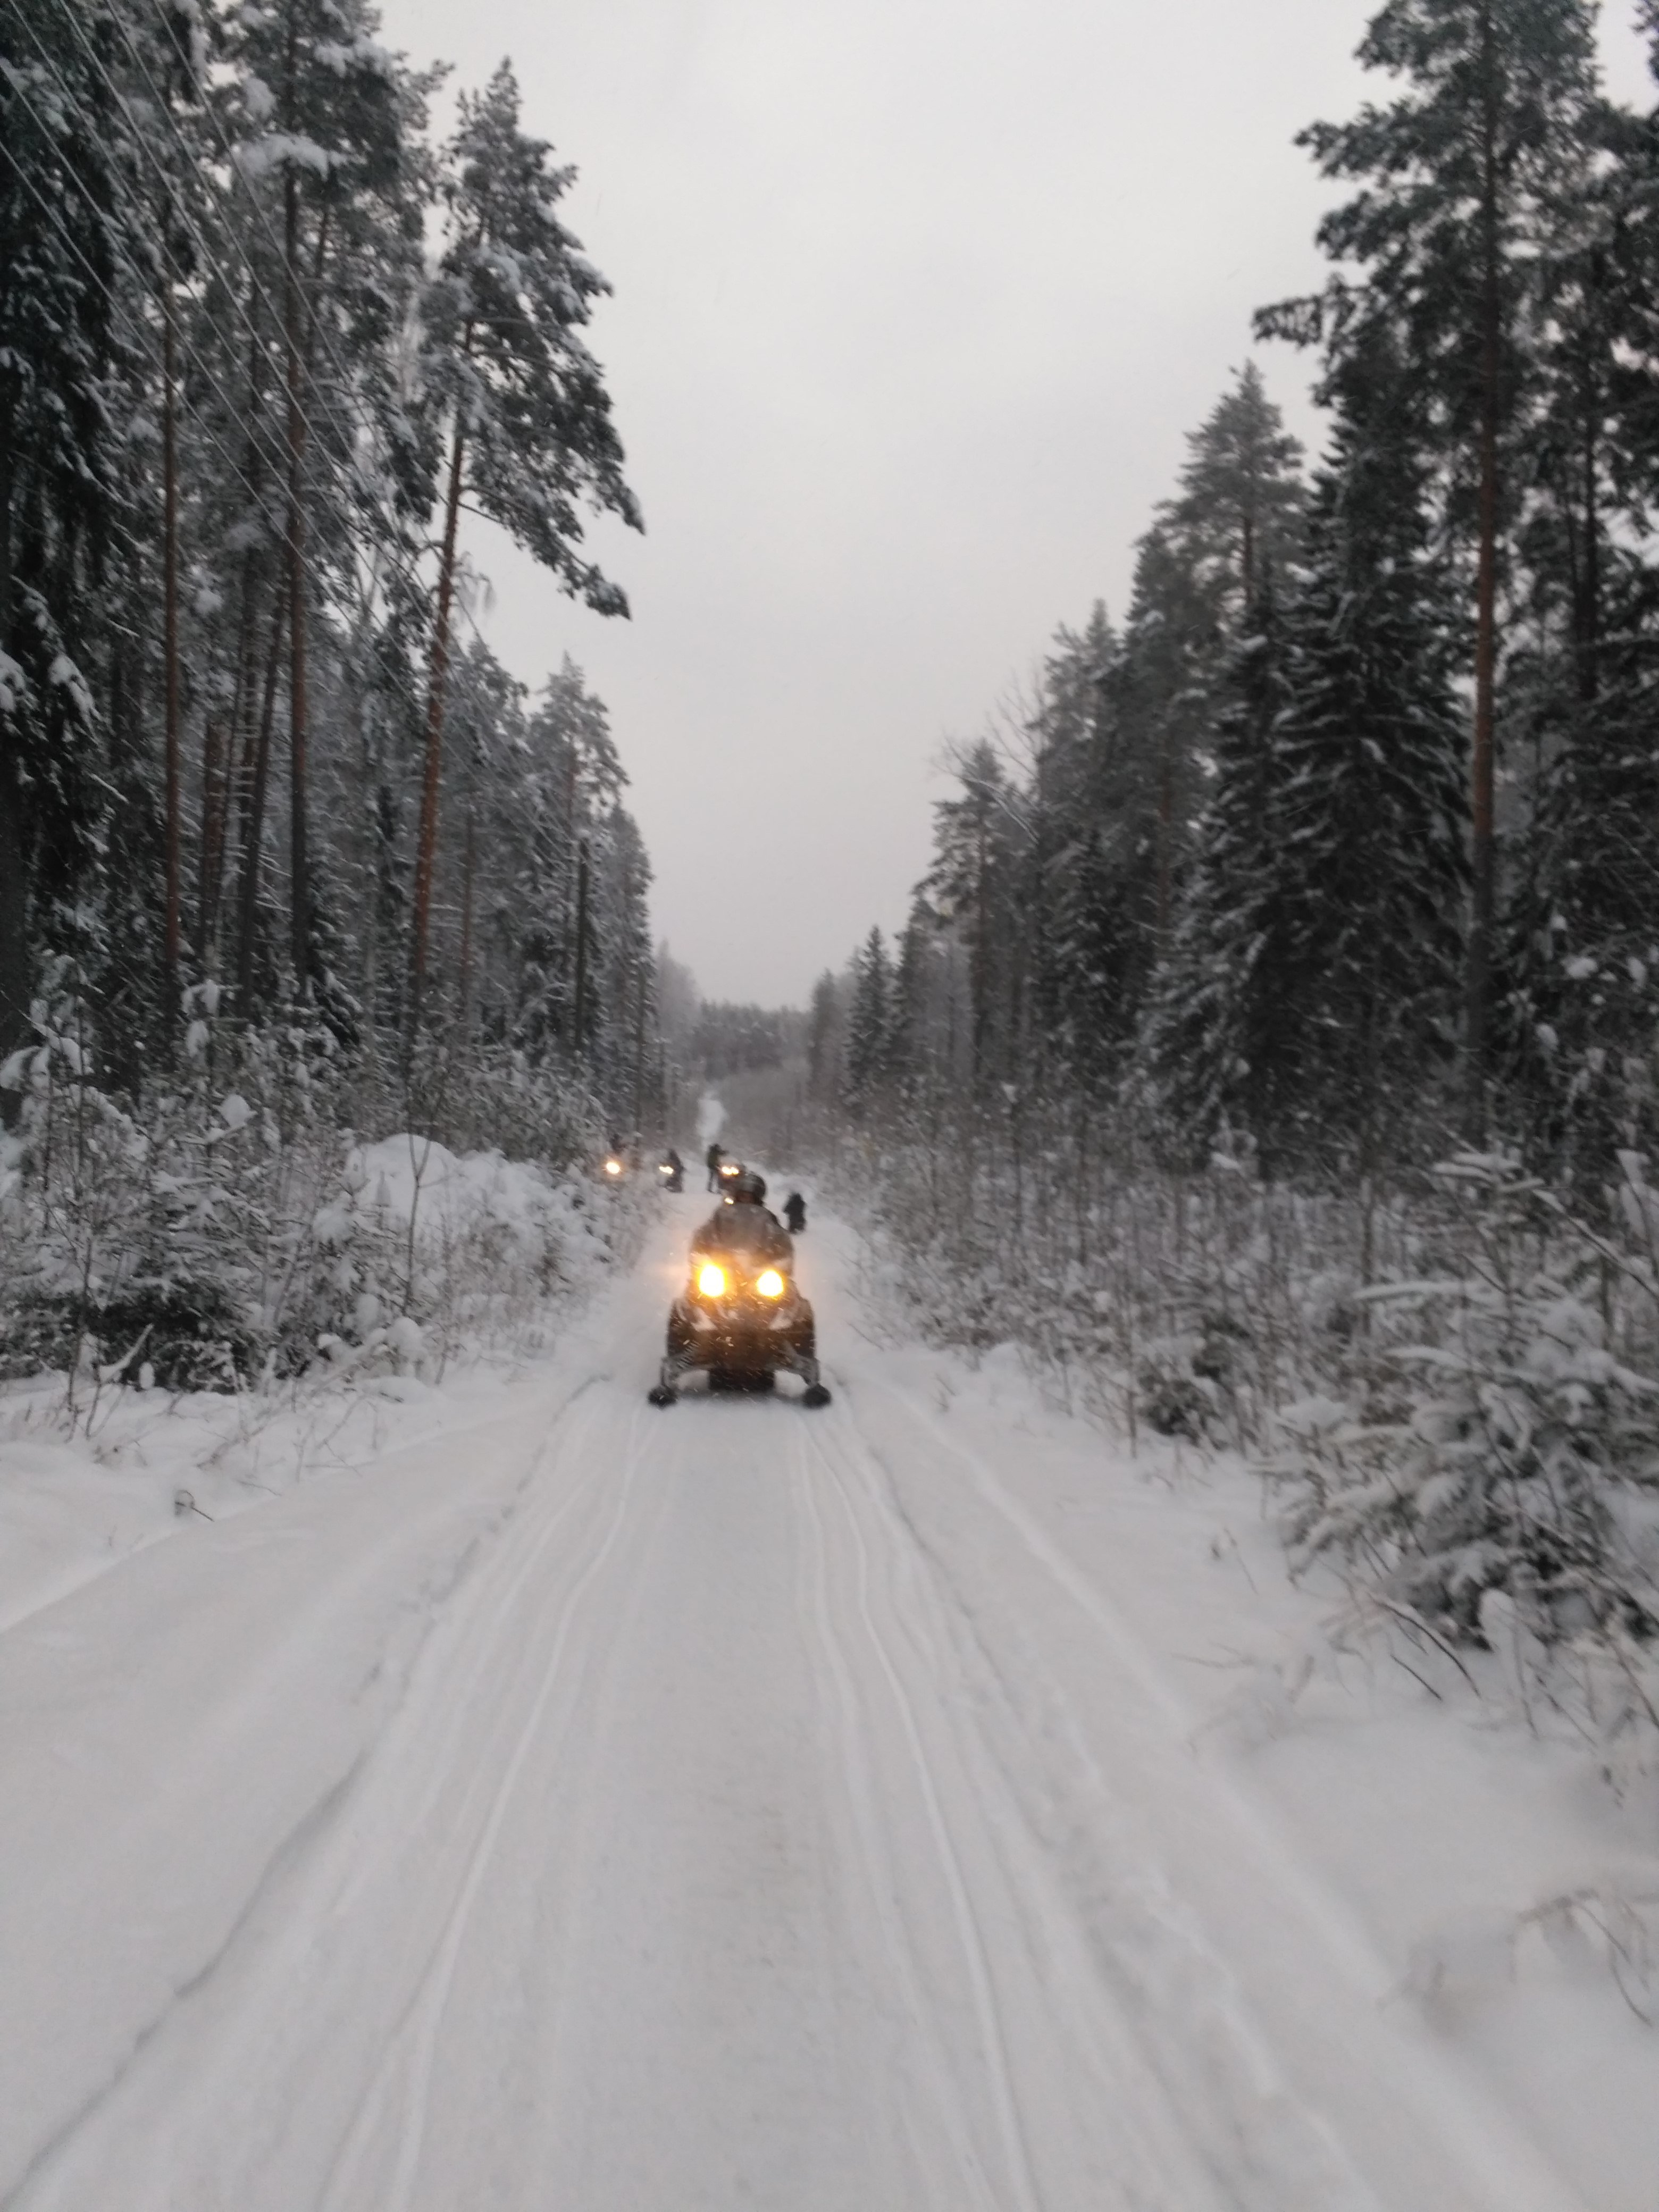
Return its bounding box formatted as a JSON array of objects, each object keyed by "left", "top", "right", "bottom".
[{"left": 375, "top": 0, "right": 1653, "bottom": 1007}]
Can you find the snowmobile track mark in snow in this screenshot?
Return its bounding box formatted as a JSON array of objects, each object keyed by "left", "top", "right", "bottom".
[{"left": 318, "top": 1417, "right": 660, "bottom": 2212}]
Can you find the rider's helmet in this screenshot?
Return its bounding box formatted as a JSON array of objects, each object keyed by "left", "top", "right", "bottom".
[{"left": 731, "top": 1169, "right": 767, "bottom": 1203}]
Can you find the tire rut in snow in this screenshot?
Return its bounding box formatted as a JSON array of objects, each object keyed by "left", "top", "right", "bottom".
[
  {"left": 13, "top": 1390, "right": 665, "bottom": 2212},
  {"left": 799, "top": 1390, "right": 1380, "bottom": 2212}
]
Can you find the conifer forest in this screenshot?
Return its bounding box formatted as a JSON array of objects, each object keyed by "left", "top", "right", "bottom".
[
  {"left": 790, "top": 3, "right": 1659, "bottom": 1648},
  {"left": 1, "top": 0, "right": 659, "bottom": 1376},
  {"left": 9, "top": 0, "right": 1659, "bottom": 1651}
]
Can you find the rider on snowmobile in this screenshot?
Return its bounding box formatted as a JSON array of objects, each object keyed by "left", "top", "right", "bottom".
[
  {"left": 648, "top": 1168, "right": 829, "bottom": 1406},
  {"left": 696, "top": 1169, "right": 790, "bottom": 1261}
]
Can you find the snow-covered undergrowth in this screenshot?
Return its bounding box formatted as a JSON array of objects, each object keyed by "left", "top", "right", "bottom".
[
  {"left": 0, "top": 1018, "right": 651, "bottom": 1630},
  {"left": 831, "top": 1134, "right": 1659, "bottom": 1789}
]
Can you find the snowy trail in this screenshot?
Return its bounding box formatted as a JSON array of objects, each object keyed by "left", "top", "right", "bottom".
[{"left": 0, "top": 1199, "right": 1594, "bottom": 2210}]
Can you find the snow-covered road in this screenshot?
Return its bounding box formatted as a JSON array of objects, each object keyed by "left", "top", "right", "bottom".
[{"left": 0, "top": 1197, "right": 1613, "bottom": 2208}]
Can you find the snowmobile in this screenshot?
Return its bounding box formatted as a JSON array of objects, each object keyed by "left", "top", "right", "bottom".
[
  {"left": 658, "top": 1151, "right": 684, "bottom": 1193},
  {"left": 648, "top": 1171, "right": 830, "bottom": 1407}
]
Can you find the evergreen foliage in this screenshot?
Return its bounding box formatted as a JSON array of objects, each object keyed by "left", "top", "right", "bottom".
[{"left": 0, "top": 0, "right": 663, "bottom": 1176}]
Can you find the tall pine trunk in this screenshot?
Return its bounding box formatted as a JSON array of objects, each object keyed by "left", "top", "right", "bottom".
[
  {"left": 284, "top": 166, "right": 311, "bottom": 997},
  {"left": 1467, "top": 0, "right": 1502, "bottom": 1130},
  {"left": 410, "top": 420, "right": 467, "bottom": 1027},
  {"left": 458, "top": 789, "right": 476, "bottom": 1044},
  {"left": 196, "top": 718, "right": 228, "bottom": 963},
  {"left": 162, "top": 280, "right": 182, "bottom": 1004},
  {"left": 0, "top": 406, "right": 26, "bottom": 1118},
  {"left": 237, "top": 583, "right": 287, "bottom": 1016}
]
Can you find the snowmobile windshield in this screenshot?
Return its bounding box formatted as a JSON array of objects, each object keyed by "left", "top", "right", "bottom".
[{"left": 695, "top": 1206, "right": 792, "bottom": 1263}]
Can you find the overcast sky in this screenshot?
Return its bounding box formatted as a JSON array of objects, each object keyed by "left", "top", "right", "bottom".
[{"left": 376, "top": 0, "right": 1652, "bottom": 1009}]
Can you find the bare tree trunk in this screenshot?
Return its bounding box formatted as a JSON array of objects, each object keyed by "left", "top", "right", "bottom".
[
  {"left": 458, "top": 790, "right": 476, "bottom": 1044},
  {"left": 196, "top": 718, "right": 228, "bottom": 964},
  {"left": 0, "top": 399, "right": 29, "bottom": 1119},
  {"left": 284, "top": 165, "right": 311, "bottom": 996},
  {"left": 163, "top": 280, "right": 182, "bottom": 1002},
  {"left": 410, "top": 422, "right": 467, "bottom": 1026},
  {"left": 1580, "top": 386, "right": 1599, "bottom": 706},
  {"left": 1467, "top": 0, "right": 1502, "bottom": 1133},
  {"left": 237, "top": 584, "right": 287, "bottom": 1017},
  {"left": 572, "top": 836, "right": 591, "bottom": 1060},
  {"left": 225, "top": 554, "right": 260, "bottom": 861}
]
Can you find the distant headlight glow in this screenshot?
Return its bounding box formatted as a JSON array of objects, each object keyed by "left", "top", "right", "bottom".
[
  {"left": 604, "top": 1158, "right": 623, "bottom": 1177},
  {"left": 697, "top": 1263, "right": 728, "bottom": 1298},
  {"left": 755, "top": 1269, "right": 785, "bottom": 1300}
]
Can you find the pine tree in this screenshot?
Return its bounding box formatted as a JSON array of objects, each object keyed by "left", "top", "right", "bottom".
[
  {"left": 1495, "top": 32, "right": 1659, "bottom": 1182},
  {"left": 1258, "top": 0, "right": 1601, "bottom": 1112},
  {"left": 410, "top": 62, "right": 642, "bottom": 1015},
  {"left": 1159, "top": 363, "right": 1305, "bottom": 624}
]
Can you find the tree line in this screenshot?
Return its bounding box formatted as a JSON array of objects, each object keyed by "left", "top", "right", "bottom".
[
  {"left": 815, "top": 0, "right": 1659, "bottom": 1199},
  {"left": 0, "top": 0, "right": 660, "bottom": 1146}
]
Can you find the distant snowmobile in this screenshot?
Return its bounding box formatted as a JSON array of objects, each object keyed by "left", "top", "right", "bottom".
[
  {"left": 648, "top": 1170, "right": 830, "bottom": 1407},
  {"left": 659, "top": 1149, "right": 684, "bottom": 1193}
]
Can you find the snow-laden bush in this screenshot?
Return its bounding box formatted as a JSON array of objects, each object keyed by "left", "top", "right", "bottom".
[
  {"left": 1260, "top": 1152, "right": 1659, "bottom": 1647},
  {"left": 824, "top": 1117, "right": 1380, "bottom": 1442},
  {"left": 0, "top": 966, "right": 646, "bottom": 1418}
]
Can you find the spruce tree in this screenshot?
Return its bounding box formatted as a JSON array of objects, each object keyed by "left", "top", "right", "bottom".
[
  {"left": 1111, "top": 371, "right": 1304, "bottom": 953},
  {"left": 1025, "top": 606, "right": 1149, "bottom": 1088},
  {"left": 842, "top": 927, "right": 894, "bottom": 1120},
  {"left": 1137, "top": 579, "right": 1294, "bottom": 1163},
  {"left": 921, "top": 741, "right": 1024, "bottom": 1095},
  {"left": 0, "top": 0, "right": 135, "bottom": 1094},
  {"left": 1265, "top": 343, "right": 1468, "bottom": 1169}
]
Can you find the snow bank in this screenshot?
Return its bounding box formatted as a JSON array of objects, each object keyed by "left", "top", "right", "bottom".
[{"left": 0, "top": 1141, "right": 647, "bottom": 1635}]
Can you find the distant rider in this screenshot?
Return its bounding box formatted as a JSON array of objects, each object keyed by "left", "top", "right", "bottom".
[
  {"left": 783, "top": 1191, "right": 807, "bottom": 1235},
  {"left": 705, "top": 1141, "right": 724, "bottom": 1192},
  {"left": 662, "top": 1147, "right": 683, "bottom": 1192}
]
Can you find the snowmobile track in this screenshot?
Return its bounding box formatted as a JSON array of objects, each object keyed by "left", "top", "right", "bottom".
[{"left": 0, "top": 1202, "right": 1596, "bottom": 2212}]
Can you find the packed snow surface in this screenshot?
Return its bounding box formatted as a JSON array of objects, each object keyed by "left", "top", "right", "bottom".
[{"left": 2, "top": 1197, "right": 1656, "bottom": 2208}]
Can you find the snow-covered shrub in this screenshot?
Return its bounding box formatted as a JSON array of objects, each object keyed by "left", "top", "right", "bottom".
[
  {"left": 1260, "top": 1152, "right": 1659, "bottom": 1646},
  {"left": 0, "top": 970, "right": 644, "bottom": 1414},
  {"left": 824, "top": 1113, "right": 1383, "bottom": 1446}
]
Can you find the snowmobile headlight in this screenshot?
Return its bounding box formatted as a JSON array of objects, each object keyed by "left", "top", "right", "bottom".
[
  {"left": 697, "top": 1263, "right": 728, "bottom": 1298},
  {"left": 604, "top": 1157, "right": 623, "bottom": 1177},
  {"left": 755, "top": 1269, "right": 786, "bottom": 1300}
]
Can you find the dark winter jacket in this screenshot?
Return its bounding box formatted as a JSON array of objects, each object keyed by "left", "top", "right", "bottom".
[{"left": 694, "top": 1201, "right": 792, "bottom": 1267}]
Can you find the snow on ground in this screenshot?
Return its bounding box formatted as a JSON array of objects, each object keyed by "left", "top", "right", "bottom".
[{"left": 1, "top": 1187, "right": 1656, "bottom": 2208}]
